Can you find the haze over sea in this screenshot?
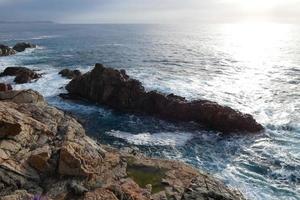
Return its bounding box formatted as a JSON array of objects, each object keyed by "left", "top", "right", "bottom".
[{"left": 0, "top": 22, "right": 299, "bottom": 200}]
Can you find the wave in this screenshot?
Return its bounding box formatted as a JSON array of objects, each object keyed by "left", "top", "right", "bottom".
[{"left": 106, "top": 130, "right": 193, "bottom": 146}]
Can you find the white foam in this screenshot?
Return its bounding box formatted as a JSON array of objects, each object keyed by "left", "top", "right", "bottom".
[
  {"left": 13, "top": 67, "right": 69, "bottom": 97},
  {"left": 107, "top": 130, "right": 193, "bottom": 146}
]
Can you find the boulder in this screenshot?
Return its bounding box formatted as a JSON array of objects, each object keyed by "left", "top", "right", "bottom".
[
  {"left": 0, "top": 44, "right": 16, "bottom": 56},
  {"left": 0, "top": 83, "right": 12, "bottom": 92},
  {"left": 13, "top": 42, "right": 36, "bottom": 52},
  {"left": 27, "top": 145, "right": 51, "bottom": 172},
  {"left": 0, "top": 67, "right": 41, "bottom": 84},
  {"left": 66, "top": 64, "right": 263, "bottom": 133},
  {"left": 59, "top": 69, "right": 82, "bottom": 79}
]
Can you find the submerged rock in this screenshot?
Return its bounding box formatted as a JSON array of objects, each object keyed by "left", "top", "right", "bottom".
[
  {"left": 13, "top": 42, "right": 36, "bottom": 52},
  {"left": 0, "top": 89, "right": 245, "bottom": 200},
  {"left": 65, "top": 63, "right": 263, "bottom": 133},
  {"left": 0, "top": 67, "right": 41, "bottom": 84},
  {"left": 59, "top": 69, "right": 82, "bottom": 79},
  {"left": 0, "top": 44, "right": 16, "bottom": 56}
]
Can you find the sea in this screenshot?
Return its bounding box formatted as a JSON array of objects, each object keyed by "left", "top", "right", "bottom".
[{"left": 0, "top": 22, "right": 299, "bottom": 200}]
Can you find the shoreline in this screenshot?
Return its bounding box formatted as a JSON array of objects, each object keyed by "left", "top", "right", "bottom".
[{"left": 0, "top": 89, "right": 245, "bottom": 200}]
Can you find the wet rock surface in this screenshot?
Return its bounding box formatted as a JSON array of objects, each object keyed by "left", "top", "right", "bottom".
[
  {"left": 0, "top": 89, "right": 245, "bottom": 200},
  {"left": 0, "top": 83, "right": 12, "bottom": 92},
  {"left": 65, "top": 63, "right": 263, "bottom": 133},
  {"left": 13, "top": 42, "right": 36, "bottom": 52},
  {"left": 0, "top": 67, "right": 41, "bottom": 84},
  {"left": 0, "top": 44, "right": 16, "bottom": 56},
  {"left": 59, "top": 68, "right": 82, "bottom": 79}
]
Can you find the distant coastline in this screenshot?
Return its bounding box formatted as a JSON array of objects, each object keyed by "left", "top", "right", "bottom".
[{"left": 0, "top": 20, "right": 55, "bottom": 24}]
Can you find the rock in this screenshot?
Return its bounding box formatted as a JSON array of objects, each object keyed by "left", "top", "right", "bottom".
[
  {"left": 59, "top": 69, "right": 82, "bottom": 79},
  {"left": 1, "top": 190, "right": 34, "bottom": 200},
  {"left": 67, "top": 181, "right": 88, "bottom": 196},
  {"left": 27, "top": 145, "right": 51, "bottom": 172},
  {"left": 58, "top": 139, "right": 103, "bottom": 177},
  {"left": 0, "top": 89, "right": 245, "bottom": 200},
  {"left": 0, "top": 90, "right": 44, "bottom": 104},
  {"left": 66, "top": 64, "right": 263, "bottom": 133},
  {"left": 0, "top": 44, "right": 16, "bottom": 56},
  {"left": 13, "top": 42, "right": 36, "bottom": 52},
  {"left": 0, "top": 83, "right": 13, "bottom": 92},
  {"left": 84, "top": 188, "right": 118, "bottom": 200},
  {"left": 0, "top": 67, "right": 41, "bottom": 84},
  {"left": 0, "top": 121, "right": 22, "bottom": 139}
]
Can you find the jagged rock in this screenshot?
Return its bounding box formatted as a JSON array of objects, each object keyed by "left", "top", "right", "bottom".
[
  {"left": 0, "top": 89, "right": 245, "bottom": 200},
  {"left": 0, "top": 67, "right": 41, "bottom": 84},
  {"left": 0, "top": 89, "right": 44, "bottom": 104},
  {"left": 0, "top": 83, "right": 13, "bottom": 92},
  {"left": 65, "top": 64, "right": 263, "bottom": 133},
  {"left": 67, "top": 181, "right": 88, "bottom": 196},
  {"left": 0, "top": 44, "right": 16, "bottom": 56},
  {"left": 59, "top": 69, "right": 82, "bottom": 79},
  {"left": 27, "top": 145, "right": 51, "bottom": 172},
  {"left": 13, "top": 42, "right": 36, "bottom": 52},
  {"left": 58, "top": 139, "right": 103, "bottom": 177}
]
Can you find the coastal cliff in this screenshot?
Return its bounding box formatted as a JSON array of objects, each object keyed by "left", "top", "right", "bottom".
[{"left": 0, "top": 89, "right": 245, "bottom": 200}]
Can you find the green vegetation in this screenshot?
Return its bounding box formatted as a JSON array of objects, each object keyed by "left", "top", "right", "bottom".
[{"left": 127, "top": 163, "right": 167, "bottom": 194}]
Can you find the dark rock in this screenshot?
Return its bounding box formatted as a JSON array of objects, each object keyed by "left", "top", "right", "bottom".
[
  {"left": 59, "top": 68, "right": 82, "bottom": 79},
  {"left": 0, "top": 67, "right": 41, "bottom": 84},
  {"left": 66, "top": 63, "right": 264, "bottom": 133},
  {"left": 13, "top": 42, "right": 36, "bottom": 52},
  {"left": 0, "top": 83, "right": 12, "bottom": 92},
  {"left": 0, "top": 44, "right": 16, "bottom": 56},
  {"left": 67, "top": 181, "right": 89, "bottom": 196}
]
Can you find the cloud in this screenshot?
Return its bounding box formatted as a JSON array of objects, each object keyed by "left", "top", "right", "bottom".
[{"left": 0, "top": 0, "right": 299, "bottom": 23}]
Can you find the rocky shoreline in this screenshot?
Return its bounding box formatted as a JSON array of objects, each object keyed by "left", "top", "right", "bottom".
[{"left": 0, "top": 89, "right": 245, "bottom": 200}]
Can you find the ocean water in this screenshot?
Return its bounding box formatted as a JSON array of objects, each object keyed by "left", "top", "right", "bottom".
[{"left": 0, "top": 23, "right": 299, "bottom": 200}]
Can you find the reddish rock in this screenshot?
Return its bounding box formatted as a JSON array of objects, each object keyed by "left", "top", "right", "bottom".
[
  {"left": 0, "top": 83, "right": 12, "bottom": 92},
  {"left": 66, "top": 64, "right": 263, "bottom": 133},
  {"left": 28, "top": 145, "right": 51, "bottom": 172}
]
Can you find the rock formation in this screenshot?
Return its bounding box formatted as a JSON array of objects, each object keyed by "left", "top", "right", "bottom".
[
  {"left": 0, "top": 45, "right": 16, "bottom": 56},
  {"left": 0, "top": 90, "right": 243, "bottom": 200},
  {"left": 13, "top": 42, "right": 36, "bottom": 52},
  {"left": 0, "top": 42, "right": 36, "bottom": 56},
  {"left": 59, "top": 68, "right": 82, "bottom": 79},
  {"left": 0, "top": 67, "right": 41, "bottom": 84},
  {"left": 65, "top": 64, "right": 264, "bottom": 133},
  {"left": 0, "top": 89, "right": 245, "bottom": 200}
]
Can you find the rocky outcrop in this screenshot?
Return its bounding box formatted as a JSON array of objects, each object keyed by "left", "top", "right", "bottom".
[
  {"left": 0, "top": 89, "right": 245, "bottom": 200},
  {"left": 0, "top": 67, "right": 41, "bottom": 84},
  {"left": 13, "top": 42, "right": 36, "bottom": 52},
  {"left": 0, "top": 44, "right": 16, "bottom": 56},
  {"left": 59, "top": 69, "right": 82, "bottom": 79},
  {"left": 0, "top": 83, "right": 12, "bottom": 92},
  {"left": 65, "top": 64, "right": 264, "bottom": 133}
]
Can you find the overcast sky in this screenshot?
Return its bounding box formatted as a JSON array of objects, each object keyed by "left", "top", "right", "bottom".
[{"left": 0, "top": 0, "right": 299, "bottom": 23}]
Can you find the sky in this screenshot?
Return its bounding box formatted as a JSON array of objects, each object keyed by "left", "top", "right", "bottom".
[{"left": 0, "top": 0, "right": 299, "bottom": 24}]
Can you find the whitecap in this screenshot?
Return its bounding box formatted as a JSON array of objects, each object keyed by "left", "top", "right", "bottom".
[{"left": 106, "top": 130, "right": 193, "bottom": 146}]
